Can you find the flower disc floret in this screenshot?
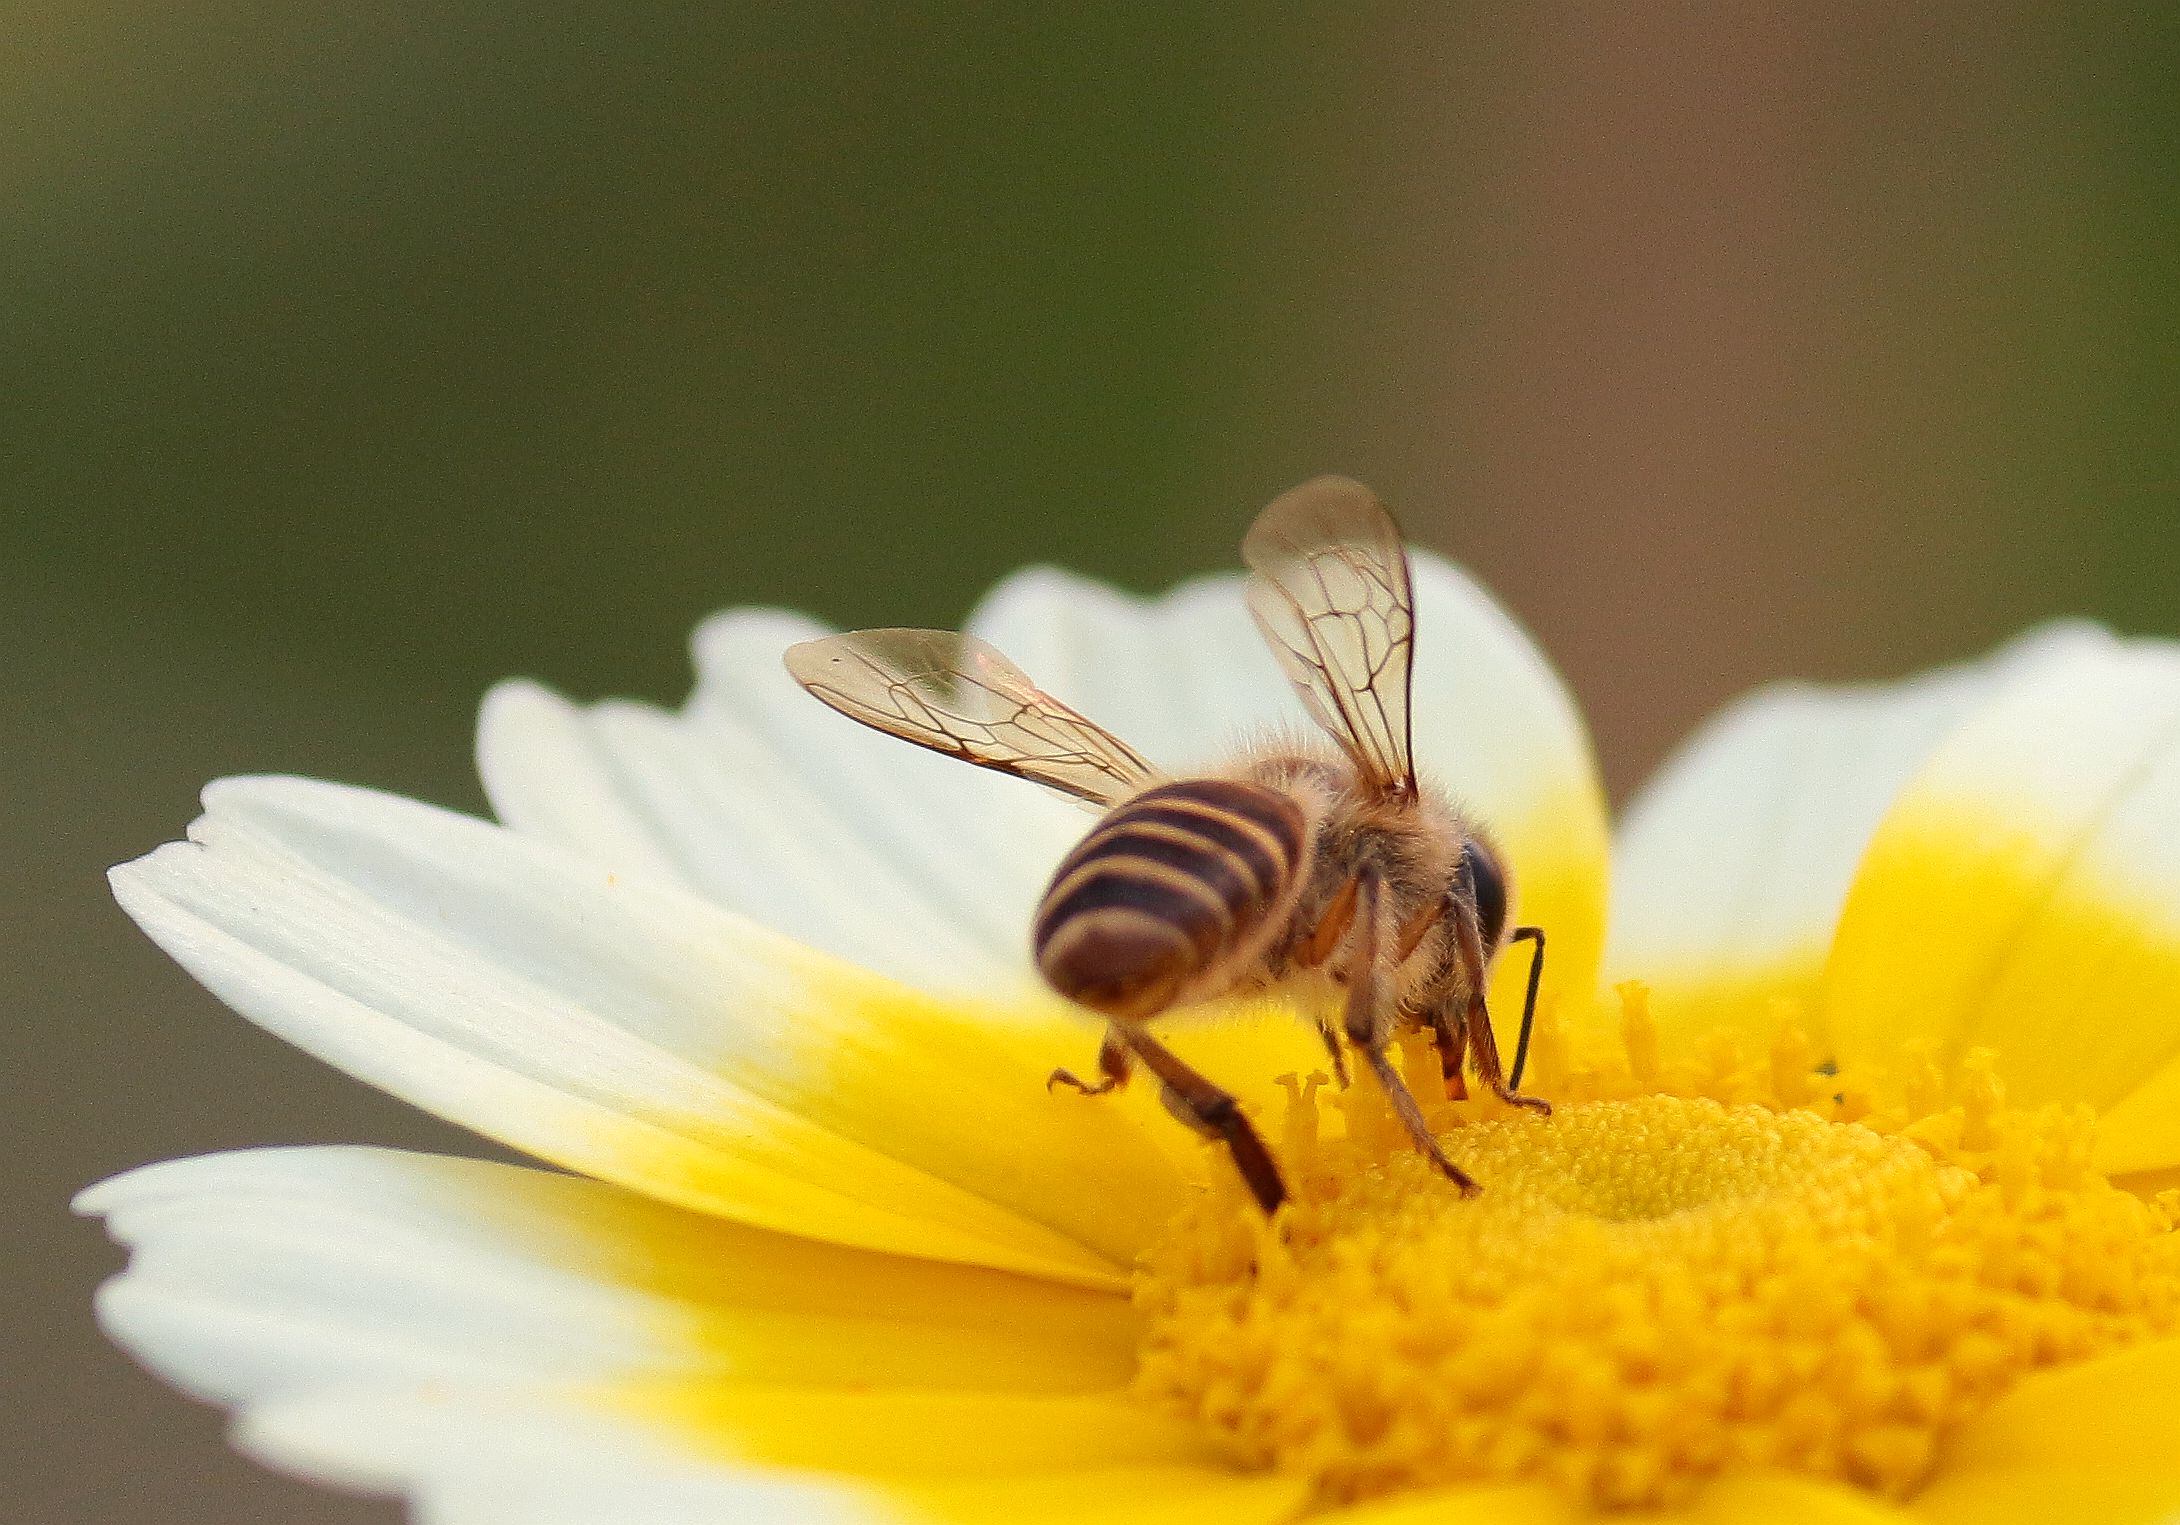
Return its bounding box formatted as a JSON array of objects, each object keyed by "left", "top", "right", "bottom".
[{"left": 1133, "top": 1009, "right": 2180, "bottom": 1511}]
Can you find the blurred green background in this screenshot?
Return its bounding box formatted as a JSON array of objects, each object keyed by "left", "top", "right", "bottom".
[{"left": 6, "top": 6, "right": 2178, "bottom": 1521}]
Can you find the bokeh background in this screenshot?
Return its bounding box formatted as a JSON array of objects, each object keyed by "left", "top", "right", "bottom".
[{"left": 7, "top": 6, "right": 2179, "bottom": 1520}]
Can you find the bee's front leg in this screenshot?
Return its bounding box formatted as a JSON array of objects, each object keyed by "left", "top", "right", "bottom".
[
  {"left": 1446, "top": 900, "right": 1552, "bottom": 1118},
  {"left": 1462, "top": 997, "right": 1551, "bottom": 1116}
]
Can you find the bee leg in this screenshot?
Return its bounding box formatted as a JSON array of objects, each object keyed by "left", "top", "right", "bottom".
[
  {"left": 1314, "top": 1017, "right": 1351, "bottom": 1089},
  {"left": 1116, "top": 1026, "right": 1287, "bottom": 1214},
  {"left": 1047, "top": 1026, "right": 1132, "bottom": 1096},
  {"left": 1464, "top": 999, "right": 1549, "bottom": 1116},
  {"left": 1359, "top": 1046, "right": 1479, "bottom": 1196},
  {"left": 1424, "top": 1003, "right": 1471, "bottom": 1100},
  {"left": 1344, "top": 868, "right": 1480, "bottom": 1196},
  {"left": 1449, "top": 899, "right": 1552, "bottom": 1117},
  {"left": 1294, "top": 871, "right": 1362, "bottom": 969}
]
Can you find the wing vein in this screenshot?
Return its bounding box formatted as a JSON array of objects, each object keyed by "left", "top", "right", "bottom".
[
  {"left": 786, "top": 629, "right": 1159, "bottom": 806},
  {"left": 1242, "top": 477, "right": 1419, "bottom": 797}
]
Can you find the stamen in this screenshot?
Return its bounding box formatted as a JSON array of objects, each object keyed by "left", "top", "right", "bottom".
[{"left": 1133, "top": 989, "right": 2180, "bottom": 1511}]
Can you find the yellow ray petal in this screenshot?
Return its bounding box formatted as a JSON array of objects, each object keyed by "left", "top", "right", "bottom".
[
  {"left": 2091, "top": 1049, "right": 2180, "bottom": 1175},
  {"left": 1487, "top": 771, "right": 1613, "bottom": 1053},
  {"left": 894, "top": 1468, "right": 1306, "bottom": 1525},
  {"left": 239, "top": 1381, "right": 1247, "bottom": 1498},
  {"left": 700, "top": 951, "right": 1197, "bottom": 1266},
  {"left": 1823, "top": 641, "right": 2180, "bottom": 1115},
  {"left": 1906, "top": 1468, "right": 2180, "bottom": 1525},
  {"left": 1316, "top": 1482, "right": 1581, "bottom": 1524},
  {"left": 617, "top": 1386, "right": 1238, "bottom": 1477},
  {"left": 1683, "top": 1475, "right": 1919, "bottom": 1523},
  {"left": 1937, "top": 1337, "right": 2180, "bottom": 1474},
  {"left": 1313, "top": 1475, "right": 1914, "bottom": 1525}
]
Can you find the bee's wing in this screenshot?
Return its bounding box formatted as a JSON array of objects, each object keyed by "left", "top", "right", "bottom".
[
  {"left": 1242, "top": 475, "right": 1419, "bottom": 798},
  {"left": 785, "top": 628, "right": 1160, "bottom": 807}
]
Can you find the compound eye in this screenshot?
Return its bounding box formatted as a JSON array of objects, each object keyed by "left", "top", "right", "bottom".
[{"left": 1461, "top": 840, "right": 1509, "bottom": 950}]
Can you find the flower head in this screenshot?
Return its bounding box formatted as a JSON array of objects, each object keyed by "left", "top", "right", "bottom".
[{"left": 84, "top": 538, "right": 2180, "bottom": 1523}]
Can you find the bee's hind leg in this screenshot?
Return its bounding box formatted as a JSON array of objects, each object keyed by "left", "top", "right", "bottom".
[
  {"left": 1114, "top": 1026, "right": 1287, "bottom": 1214},
  {"left": 1047, "top": 1026, "right": 1132, "bottom": 1096},
  {"left": 1049, "top": 1023, "right": 1289, "bottom": 1214}
]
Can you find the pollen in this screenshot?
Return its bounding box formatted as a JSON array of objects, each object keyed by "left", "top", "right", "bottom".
[{"left": 1132, "top": 990, "right": 2180, "bottom": 1511}]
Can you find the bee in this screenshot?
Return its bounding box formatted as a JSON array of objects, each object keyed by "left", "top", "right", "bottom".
[{"left": 786, "top": 476, "right": 1550, "bottom": 1213}]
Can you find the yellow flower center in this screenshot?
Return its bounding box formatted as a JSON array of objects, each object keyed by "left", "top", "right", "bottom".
[{"left": 1132, "top": 989, "right": 2180, "bottom": 1511}]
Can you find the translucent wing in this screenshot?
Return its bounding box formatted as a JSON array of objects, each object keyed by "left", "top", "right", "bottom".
[
  {"left": 1242, "top": 475, "right": 1418, "bottom": 797},
  {"left": 785, "top": 628, "right": 1160, "bottom": 806}
]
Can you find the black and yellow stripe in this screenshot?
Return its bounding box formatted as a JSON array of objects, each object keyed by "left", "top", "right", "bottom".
[{"left": 1034, "top": 779, "right": 1306, "bottom": 1019}]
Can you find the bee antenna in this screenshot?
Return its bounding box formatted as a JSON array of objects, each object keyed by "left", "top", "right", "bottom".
[{"left": 1507, "top": 926, "right": 1547, "bottom": 1091}]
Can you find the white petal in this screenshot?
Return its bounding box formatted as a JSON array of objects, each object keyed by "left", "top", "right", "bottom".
[
  {"left": 418, "top": 1470, "right": 890, "bottom": 1525},
  {"left": 962, "top": 555, "right": 1605, "bottom": 812},
  {"left": 964, "top": 568, "right": 1294, "bottom": 773},
  {"left": 475, "top": 680, "right": 692, "bottom": 893},
  {"left": 686, "top": 608, "right": 1086, "bottom": 983},
  {"left": 480, "top": 677, "right": 1018, "bottom": 993},
  {"left": 110, "top": 776, "right": 1188, "bottom": 1285},
  {"left": 78, "top": 1147, "right": 1135, "bottom": 1409},
  {"left": 1402, "top": 555, "right": 1599, "bottom": 850},
  {"left": 1606, "top": 622, "right": 2115, "bottom": 1048},
  {"left": 416, "top": 1471, "right": 882, "bottom": 1525},
  {"left": 501, "top": 554, "right": 1607, "bottom": 1040}
]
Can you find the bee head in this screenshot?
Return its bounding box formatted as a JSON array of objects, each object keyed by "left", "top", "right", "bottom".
[{"left": 1460, "top": 838, "right": 1509, "bottom": 951}]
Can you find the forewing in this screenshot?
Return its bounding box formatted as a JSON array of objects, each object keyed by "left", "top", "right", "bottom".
[
  {"left": 1242, "top": 476, "right": 1418, "bottom": 795},
  {"left": 785, "top": 628, "right": 1159, "bottom": 806}
]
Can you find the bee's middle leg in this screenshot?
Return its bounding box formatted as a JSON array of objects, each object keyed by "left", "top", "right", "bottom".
[
  {"left": 1423, "top": 1001, "right": 1470, "bottom": 1100},
  {"left": 1344, "top": 869, "right": 1480, "bottom": 1196},
  {"left": 1313, "top": 1016, "right": 1351, "bottom": 1089},
  {"left": 1047, "top": 1026, "right": 1131, "bottom": 1096}
]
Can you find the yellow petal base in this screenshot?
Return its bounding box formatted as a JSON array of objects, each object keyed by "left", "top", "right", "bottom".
[{"left": 1132, "top": 993, "right": 2180, "bottom": 1513}]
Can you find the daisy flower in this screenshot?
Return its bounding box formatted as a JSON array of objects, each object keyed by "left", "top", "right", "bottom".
[{"left": 83, "top": 491, "right": 2180, "bottom": 1525}]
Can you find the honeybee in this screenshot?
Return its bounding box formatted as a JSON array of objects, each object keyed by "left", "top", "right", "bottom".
[{"left": 786, "top": 477, "right": 1549, "bottom": 1212}]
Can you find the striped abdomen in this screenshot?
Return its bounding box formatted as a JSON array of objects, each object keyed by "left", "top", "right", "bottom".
[{"left": 1033, "top": 779, "right": 1308, "bottom": 1020}]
